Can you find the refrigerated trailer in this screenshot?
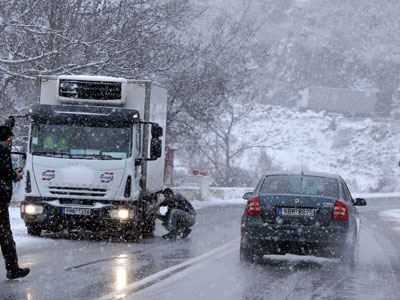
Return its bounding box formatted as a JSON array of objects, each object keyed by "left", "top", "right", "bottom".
[{"left": 20, "top": 75, "right": 167, "bottom": 238}]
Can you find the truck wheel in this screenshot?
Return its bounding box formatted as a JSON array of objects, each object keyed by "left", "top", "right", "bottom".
[
  {"left": 27, "top": 226, "right": 42, "bottom": 237},
  {"left": 140, "top": 218, "right": 155, "bottom": 238},
  {"left": 122, "top": 227, "right": 139, "bottom": 242}
]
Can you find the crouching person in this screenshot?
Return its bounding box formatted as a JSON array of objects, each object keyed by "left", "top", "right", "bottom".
[{"left": 156, "top": 188, "right": 196, "bottom": 239}]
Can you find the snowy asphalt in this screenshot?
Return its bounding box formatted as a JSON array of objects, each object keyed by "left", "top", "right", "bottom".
[{"left": 1, "top": 197, "right": 400, "bottom": 299}]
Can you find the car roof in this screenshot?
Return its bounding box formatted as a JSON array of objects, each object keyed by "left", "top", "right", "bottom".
[{"left": 263, "top": 171, "right": 341, "bottom": 180}]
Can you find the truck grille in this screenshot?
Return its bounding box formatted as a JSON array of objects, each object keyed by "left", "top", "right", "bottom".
[{"left": 49, "top": 186, "right": 107, "bottom": 197}]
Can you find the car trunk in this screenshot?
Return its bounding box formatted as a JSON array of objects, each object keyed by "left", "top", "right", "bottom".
[{"left": 260, "top": 194, "right": 335, "bottom": 227}]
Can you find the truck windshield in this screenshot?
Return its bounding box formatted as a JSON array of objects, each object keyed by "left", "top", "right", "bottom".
[{"left": 30, "top": 123, "right": 133, "bottom": 160}]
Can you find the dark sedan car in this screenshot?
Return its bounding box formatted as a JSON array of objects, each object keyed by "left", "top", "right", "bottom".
[{"left": 240, "top": 172, "right": 366, "bottom": 264}]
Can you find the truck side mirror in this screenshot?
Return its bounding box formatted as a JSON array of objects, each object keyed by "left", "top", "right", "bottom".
[
  {"left": 5, "top": 116, "right": 15, "bottom": 129},
  {"left": 151, "top": 124, "right": 163, "bottom": 138},
  {"left": 11, "top": 151, "right": 27, "bottom": 160},
  {"left": 149, "top": 137, "right": 162, "bottom": 160}
]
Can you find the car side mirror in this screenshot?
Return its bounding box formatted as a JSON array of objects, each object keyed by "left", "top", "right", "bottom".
[
  {"left": 5, "top": 116, "right": 15, "bottom": 129},
  {"left": 243, "top": 192, "right": 254, "bottom": 200},
  {"left": 355, "top": 198, "right": 367, "bottom": 206}
]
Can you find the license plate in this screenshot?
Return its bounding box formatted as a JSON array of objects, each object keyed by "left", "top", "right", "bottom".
[
  {"left": 280, "top": 207, "right": 314, "bottom": 217},
  {"left": 62, "top": 207, "right": 91, "bottom": 216}
]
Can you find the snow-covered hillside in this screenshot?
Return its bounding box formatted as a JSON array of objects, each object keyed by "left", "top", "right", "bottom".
[{"left": 235, "top": 105, "right": 400, "bottom": 193}]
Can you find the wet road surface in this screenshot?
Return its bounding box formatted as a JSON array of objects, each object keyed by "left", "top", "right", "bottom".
[
  {"left": 0, "top": 204, "right": 244, "bottom": 299},
  {"left": 1, "top": 197, "right": 400, "bottom": 299}
]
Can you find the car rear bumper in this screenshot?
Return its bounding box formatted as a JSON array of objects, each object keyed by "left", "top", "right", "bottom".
[{"left": 241, "top": 223, "right": 348, "bottom": 246}]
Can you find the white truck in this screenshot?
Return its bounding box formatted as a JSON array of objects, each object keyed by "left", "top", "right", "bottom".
[{"left": 19, "top": 75, "right": 167, "bottom": 238}]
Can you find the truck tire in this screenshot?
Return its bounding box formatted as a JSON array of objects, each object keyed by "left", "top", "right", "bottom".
[
  {"left": 123, "top": 226, "right": 140, "bottom": 242},
  {"left": 27, "top": 226, "right": 42, "bottom": 237},
  {"left": 140, "top": 217, "right": 155, "bottom": 238},
  {"left": 138, "top": 199, "right": 156, "bottom": 238}
]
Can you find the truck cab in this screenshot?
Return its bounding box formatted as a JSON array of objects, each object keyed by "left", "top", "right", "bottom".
[{"left": 20, "top": 75, "right": 167, "bottom": 238}]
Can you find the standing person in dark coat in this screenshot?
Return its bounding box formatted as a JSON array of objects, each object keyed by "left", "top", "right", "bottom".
[
  {"left": 0, "top": 125, "right": 30, "bottom": 279},
  {"left": 156, "top": 188, "right": 196, "bottom": 239}
]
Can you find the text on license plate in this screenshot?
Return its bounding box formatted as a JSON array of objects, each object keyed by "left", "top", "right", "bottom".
[
  {"left": 280, "top": 207, "right": 314, "bottom": 217},
  {"left": 62, "top": 207, "right": 91, "bottom": 216}
]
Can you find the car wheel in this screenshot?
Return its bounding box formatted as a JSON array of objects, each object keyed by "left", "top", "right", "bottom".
[
  {"left": 240, "top": 244, "right": 263, "bottom": 263},
  {"left": 319, "top": 244, "right": 339, "bottom": 258},
  {"left": 339, "top": 231, "right": 357, "bottom": 268},
  {"left": 342, "top": 240, "right": 356, "bottom": 268},
  {"left": 27, "top": 226, "right": 42, "bottom": 237}
]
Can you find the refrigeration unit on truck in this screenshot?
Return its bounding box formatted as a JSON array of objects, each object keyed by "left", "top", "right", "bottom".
[{"left": 20, "top": 75, "right": 167, "bottom": 238}]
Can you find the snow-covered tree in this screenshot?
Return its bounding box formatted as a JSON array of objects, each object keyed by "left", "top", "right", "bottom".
[{"left": 0, "top": 0, "right": 194, "bottom": 115}]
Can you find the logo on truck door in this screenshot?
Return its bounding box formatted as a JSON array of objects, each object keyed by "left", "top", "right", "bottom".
[
  {"left": 42, "top": 170, "right": 55, "bottom": 181},
  {"left": 100, "top": 172, "right": 114, "bottom": 183}
]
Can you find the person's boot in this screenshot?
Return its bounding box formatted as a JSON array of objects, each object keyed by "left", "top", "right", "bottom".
[
  {"left": 180, "top": 228, "right": 192, "bottom": 239},
  {"left": 161, "top": 231, "right": 177, "bottom": 240},
  {"left": 6, "top": 267, "right": 30, "bottom": 280}
]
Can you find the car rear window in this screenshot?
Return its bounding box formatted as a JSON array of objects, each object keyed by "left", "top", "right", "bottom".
[{"left": 260, "top": 175, "right": 339, "bottom": 198}]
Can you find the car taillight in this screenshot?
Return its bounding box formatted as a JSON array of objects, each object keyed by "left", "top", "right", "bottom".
[
  {"left": 246, "top": 195, "right": 262, "bottom": 216},
  {"left": 332, "top": 200, "right": 349, "bottom": 221}
]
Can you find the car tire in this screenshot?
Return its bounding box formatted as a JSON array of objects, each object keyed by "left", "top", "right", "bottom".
[
  {"left": 27, "top": 226, "right": 42, "bottom": 237},
  {"left": 342, "top": 240, "right": 356, "bottom": 269},
  {"left": 240, "top": 244, "right": 263, "bottom": 263},
  {"left": 319, "top": 244, "right": 339, "bottom": 258}
]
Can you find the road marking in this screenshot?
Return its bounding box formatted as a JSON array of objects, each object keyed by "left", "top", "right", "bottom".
[{"left": 98, "top": 238, "right": 240, "bottom": 300}]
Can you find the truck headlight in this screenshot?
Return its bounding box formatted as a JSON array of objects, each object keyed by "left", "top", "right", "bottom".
[
  {"left": 22, "top": 204, "right": 44, "bottom": 215},
  {"left": 109, "top": 208, "right": 133, "bottom": 220}
]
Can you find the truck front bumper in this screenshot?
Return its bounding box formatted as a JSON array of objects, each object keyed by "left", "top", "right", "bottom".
[{"left": 21, "top": 197, "right": 138, "bottom": 232}]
